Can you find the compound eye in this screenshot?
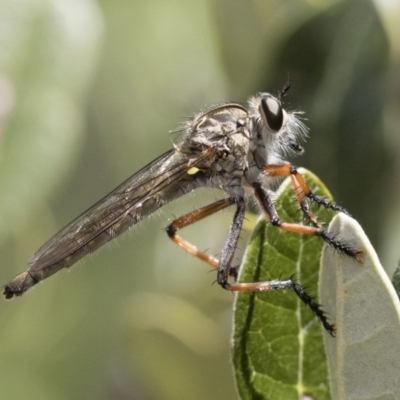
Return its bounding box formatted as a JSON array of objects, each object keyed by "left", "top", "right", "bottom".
[{"left": 260, "top": 96, "right": 284, "bottom": 132}]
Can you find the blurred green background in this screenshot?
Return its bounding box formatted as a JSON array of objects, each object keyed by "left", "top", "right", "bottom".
[{"left": 0, "top": 1, "right": 399, "bottom": 399}]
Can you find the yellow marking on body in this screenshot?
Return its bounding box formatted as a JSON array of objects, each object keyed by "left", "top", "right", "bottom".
[{"left": 187, "top": 167, "right": 200, "bottom": 175}]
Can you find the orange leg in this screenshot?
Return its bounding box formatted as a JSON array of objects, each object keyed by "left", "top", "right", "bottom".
[
  {"left": 253, "top": 172, "right": 363, "bottom": 261},
  {"left": 166, "top": 192, "right": 340, "bottom": 335},
  {"left": 265, "top": 163, "right": 351, "bottom": 219},
  {"left": 166, "top": 198, "right": 235, "bottom": 269},
  {"left": 166, "top": 173, "right": 360, "bottom": 336},
  {"left": 224, "top": 277, "right": 336, "bottom": 335}
]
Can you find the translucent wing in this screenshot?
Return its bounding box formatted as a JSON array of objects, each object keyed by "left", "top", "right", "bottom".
[
  {"left": 30, "top": 149, "right": 200, "bottom": 270},
  {"left": 4, "top": 148, "right": 215, "bottom": 297}
]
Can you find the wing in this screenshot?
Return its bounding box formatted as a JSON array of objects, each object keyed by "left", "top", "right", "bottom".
[
  {"left": 28, "top": 149, "right": 202, "bottom": 271},
  {"left": 4, "top": 146, "right": 219, "bottom": 298}
]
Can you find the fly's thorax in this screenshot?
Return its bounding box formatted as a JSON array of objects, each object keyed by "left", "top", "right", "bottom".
[
  {"left": 177, "top": 102, "right": 251, "bottom": 178},
  {"left": 175, "top": 93, "right": 307, "bottom": 191},
  {"left": 194, "top": 128, "right": 251, "bottom": 190}
]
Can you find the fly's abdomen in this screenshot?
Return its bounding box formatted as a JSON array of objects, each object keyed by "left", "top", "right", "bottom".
[
  {"left": 4, "top": 209, "right": 143, "bottom": 298},
  {"left": 4, "top": 176, "right": 196, "bottom": 299}
]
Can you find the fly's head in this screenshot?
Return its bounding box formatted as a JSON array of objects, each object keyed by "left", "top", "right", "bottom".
[{"left": 248, "top": 92, "right": 308, "bottom": 165}]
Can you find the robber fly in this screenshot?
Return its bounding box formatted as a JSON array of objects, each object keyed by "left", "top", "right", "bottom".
[{"left": 3, "top": 83, "right": 361, "bottom": 335}]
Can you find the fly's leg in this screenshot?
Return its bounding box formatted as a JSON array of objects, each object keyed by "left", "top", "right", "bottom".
[
  {"left": 253, "top": 181, "right": 363, "bottom": 261},
  {"left": 265, "top": 163, "right": 351, "bottom": 222},
  {"left": 166, "top": 197, "right": 238, "bottom": 276},
  {"left": 266, "top": 163, "right": 320, "bottom": 226},
  {"left": 225, "top": 278, "right": 335, "bottom": 335},
  {"left": 264, "top": 164, "right": 363, "bottom": 259},
  {"left": 215, "top": 197, "right": 336, "bottom": 335},
  {"left": 215, "top": 199, "right": 246, "bottom": 285}
]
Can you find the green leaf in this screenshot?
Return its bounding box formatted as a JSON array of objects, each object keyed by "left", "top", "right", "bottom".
[
  {"left": 232, "top": 169, "right": 335, "bottom": 400},
  {"left": 320, "top": 214, "right": 400, "bottom": 399}
]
